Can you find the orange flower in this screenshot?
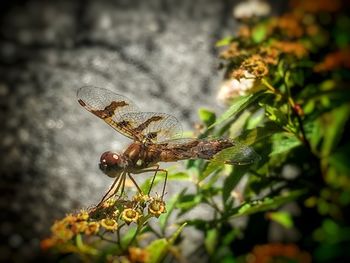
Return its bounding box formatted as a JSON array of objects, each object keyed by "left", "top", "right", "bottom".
[
  {"left": 268, "top": 13, "right": 304, "bottom": 38},
  {"left": 219, "top": 42, "right": 245, "bottom": 60},
  {"left": 247, "top": 243, "right": 311, "bottom": 263},
  {"left": 40, "top": 237, "right": 59, "bottom": 250},
  {"left": 314, "top": 49, "right": 350, "bottom": 72},
  {"left": 271, "top": 41, "right": 308, "bottom": 58},
  {"left": 128, "top": 247, "right": 149, "bottom": 263},
  {"left": 290, "top": 0, "right": 341, "bottom": 13}
]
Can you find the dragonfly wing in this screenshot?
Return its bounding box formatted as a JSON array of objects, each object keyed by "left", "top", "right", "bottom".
[{"left": 212, "top": 140, "right": 261, "bottom": 165}]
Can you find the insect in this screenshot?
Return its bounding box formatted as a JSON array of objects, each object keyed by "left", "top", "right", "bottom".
[{"left": 77, "top": 86, "right": 260, "bottom": 206}]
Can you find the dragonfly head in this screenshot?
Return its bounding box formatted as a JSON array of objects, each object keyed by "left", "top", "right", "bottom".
[{"left": 99, "top": 151, "right": 128, "bottom": 178}]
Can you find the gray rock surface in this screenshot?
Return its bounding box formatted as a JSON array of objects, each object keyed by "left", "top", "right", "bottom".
[{"left": 0, "top": 0, "right": 237, "bottom": 261}]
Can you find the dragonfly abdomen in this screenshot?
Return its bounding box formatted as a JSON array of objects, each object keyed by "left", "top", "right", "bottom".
[{"left": 192, "top": 139, "right": 234, "bottom": 160}]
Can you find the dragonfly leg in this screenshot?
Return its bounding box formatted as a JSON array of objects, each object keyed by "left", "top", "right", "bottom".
[
  {"left": 161, "top": 169, "right": 168, "bottom": 199},
  {"left": 148, "top": 164, "right": 160, "bottom": 195},
  {"left": 96, "top": 172, "right": 122, "bottom": 207},
  {"left": 97, "top": 172, "right": 126, "bottom": 207},
  {"left": 128, "top": 173, "right": 143, "bottom": 194},
  {"left": 118, "top": 172, "right": 127, "bottom": 199},
  {"left": 134, "top": 167, "right": 168, "bottom": 199}
]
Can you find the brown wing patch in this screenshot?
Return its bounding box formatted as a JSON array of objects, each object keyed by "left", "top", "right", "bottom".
[
  {"left": 134, "top": 116, "right": 163, "bottom": 133},
  {"left": 118, "top": 112, "right": 182, "bottom": 143},
  {"left": 77, "top": 86, "right": 139, "bottom": 140},
  {"left": 91, "top": 101, "right": 129, "bottom": 119}
]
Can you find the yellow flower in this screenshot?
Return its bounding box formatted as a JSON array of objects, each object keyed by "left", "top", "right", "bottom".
[
  {"left": 133, "top": 194, "right": 150, "bottom": 207},
  {"left": 76, "top": 211, "right": 89, "bottom": 221},
  {"left": 61, "top": 214, "right": 78, "bottom": 225},
  {"left": 71, "top": 221, "right": 88, "bottom": 234},
  {"left": 100, "top": 219, "right": 118, "bottom": 232},
  {"left": 148, "top": 199, "right": 166, "bottom": 218},
  {"left": 52, "top": 224, "right": 74, "bottom": 241},
  {"left": 84, "top": 222, "right": 100, "bottom": 235},
  {"left": 121, "top": 208, "right": 140, "bottom": 224}
]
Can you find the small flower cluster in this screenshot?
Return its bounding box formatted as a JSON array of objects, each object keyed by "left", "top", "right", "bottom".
[
  {"left": 41, "top": 194, "right": 166, "bottom": 251},
  {"left": 217, "top": 0, "right": 346, "bottom": 104}
]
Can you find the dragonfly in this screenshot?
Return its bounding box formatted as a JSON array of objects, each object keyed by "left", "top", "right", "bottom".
[{"left": 77, "top": 86, "right": 260, "bottom": 206}]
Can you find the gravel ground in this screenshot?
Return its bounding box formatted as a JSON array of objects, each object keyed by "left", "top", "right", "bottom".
[{"left": 0, "top": 0, "right": 238, "bottom": 261}]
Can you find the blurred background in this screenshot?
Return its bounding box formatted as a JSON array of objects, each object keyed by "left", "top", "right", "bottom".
[{"left": 0, "top": 0, "right": 267, "bottom": 261}]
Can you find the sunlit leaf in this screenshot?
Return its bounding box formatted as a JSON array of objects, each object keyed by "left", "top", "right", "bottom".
[
  {"left": 252, "top": 24, "right": 267, "bottom": 43},
  {"left": 264, "top": 104, "right": 289, "bottom": 126},
  {"left": 145, "top": 239, "right": 168, "bottom": 263},
  {"left": 204, "top": 229, "right": 218, "bottom": 255},
  {"left": 215, "top": 36, "right": 234, "bottom": 47},
  {"left": 267, "top": 211, "right": 294, "bottom": 229},
  {"left": 198, "top": 108, "right": 216, "bottom": 127},
  {"left": 209, "top": 92, "right": 264, "bottom": 129}
]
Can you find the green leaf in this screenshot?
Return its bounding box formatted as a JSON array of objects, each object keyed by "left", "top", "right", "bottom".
[
  {"left": 237, "top": 122, "right": 282, "bottom": 146},
  {"left": 215, "top": 36, "right": 234, "bottom": 47},
  {"left": 328, "top": 143, "right": 350, "bottom": 174},
  {"left": 204, "top": 229, "right": 219, "bottom": 255},
  {"left": 176, "top": 194, "right": 202, "bottom": 215},
  {"left": 145, "top": 223, "right": 187, "bottom": 263},
  {"left": 264, "top": 104, "right": 289, "bottom": 126},
  {"left": 228, "top": 190, "right": 305, "bottom": 218},
  {"left": 321, "top": 104, "right": 350, "bottom": 157},
  {"left": 209, "top": 92, "right": 264, "bottom": 129},
  {"left": 223, "top": 166, "right": 250, "bottom": 204},
  {"left": 145, "top": 238, "right": 169, "bottom": 263},
  {"left": 252, "top": 24, "right": 267, "bottom": 43},
  {"left": 270, "top": 133, "right": 302, "bottom": 156},
  {"left": 159, "top": 190, "right": 186, "bottom": 231},
  {"left": 201, "top": 161, "right": 223, "bottom": 181},
  {"left": 121, "top": 226, "right": 138, "bottom": 247},
  {"left": 75, "top": 234, "right": 98, "bottom": 255},
  {"left": 267, "top": 211, "right": 294, "bottom": 229},
  {"left": 168, "top": 223, "right": 187, "bottom": 245},
  {"left": 199, "top": 108, "right": 216, "bottom": 127},
  {"left": 168, "top": 172, "right": 191, "bottom": 181}
]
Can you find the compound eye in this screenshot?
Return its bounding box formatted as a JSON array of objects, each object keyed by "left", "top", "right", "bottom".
[{"left": 100, "top": 151, "right": 120, "bottom": 167}]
